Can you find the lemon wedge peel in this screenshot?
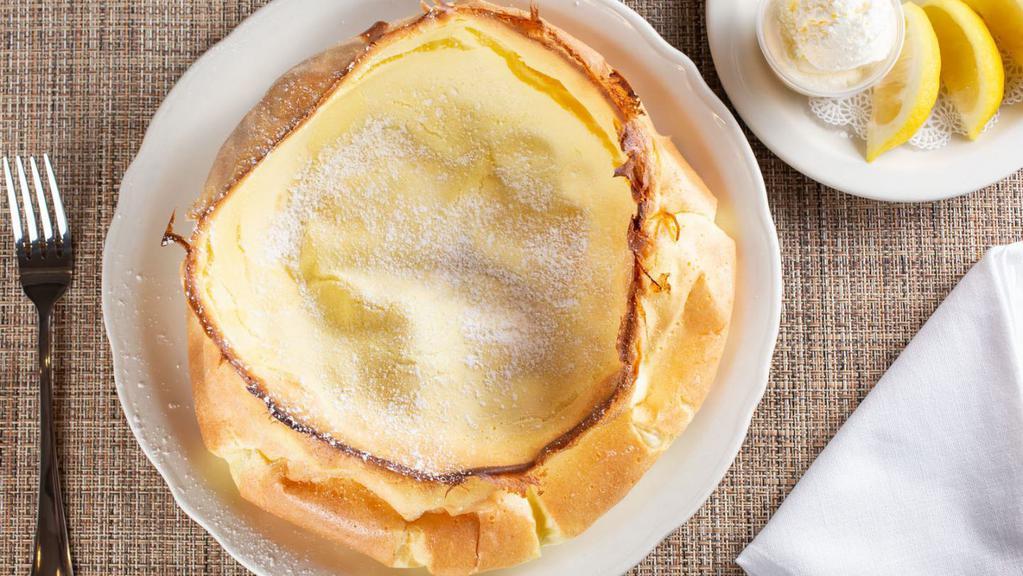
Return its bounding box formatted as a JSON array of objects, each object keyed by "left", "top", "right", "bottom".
[
  {"left": 960, "top": 0, "right": 1023, "bottom": 67},
  {"left": 921, "top": 0, "right": 1005, "bottom": 140},
  {"left": 866, "top": 2, "right": 942, "bottom": 161}
]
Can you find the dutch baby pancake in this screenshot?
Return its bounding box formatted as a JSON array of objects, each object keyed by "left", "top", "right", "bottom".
[{"left": 171, "top": 2, "right": 735, "bottom": 573}]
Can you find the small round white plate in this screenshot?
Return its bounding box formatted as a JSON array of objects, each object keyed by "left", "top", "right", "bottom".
[
  {"left": 102, "top": 1, "right": 782, "bottom": 574},
  {"left": 707, "top": 0, "right": 1023, "bottom": 202}
]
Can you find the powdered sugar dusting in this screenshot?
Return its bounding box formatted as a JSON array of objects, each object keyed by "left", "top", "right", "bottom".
[{"left": 258, "top": 114, "right": 610, "bottom": 467}]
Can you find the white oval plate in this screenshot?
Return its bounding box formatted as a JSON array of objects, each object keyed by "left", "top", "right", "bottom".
[
  {"left": 102, "top": 1, "right": 781, "bottom": 574},
  {"left": 707, "top": 0, "right": 1023, "bottom": 202}
]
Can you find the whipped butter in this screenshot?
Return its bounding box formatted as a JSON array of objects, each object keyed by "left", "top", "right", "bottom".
[{"left": 758, "top": 0, "right": 903, "bottom": 95}]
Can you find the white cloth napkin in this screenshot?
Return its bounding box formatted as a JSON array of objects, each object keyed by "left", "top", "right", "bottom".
[{"left": 737, "top": 243, "right": 1023, "bottom": 576}]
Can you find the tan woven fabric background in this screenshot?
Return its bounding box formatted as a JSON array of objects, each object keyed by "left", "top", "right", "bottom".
[{"left": 0, "top": 0, "right": 1020, "bottom": 574}]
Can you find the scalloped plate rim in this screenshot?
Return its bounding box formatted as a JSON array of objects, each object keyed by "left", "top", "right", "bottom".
[{"left": 103, "top": 1, "right": 782, "bottom": 574}]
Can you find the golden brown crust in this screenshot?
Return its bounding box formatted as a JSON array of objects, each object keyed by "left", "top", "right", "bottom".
[
  {"left": 179, "top": 1, "right": 735, "bottom": 573},
  {"left": 189, "top": 311, "right": 543, "bottom": 573},
  {"left": 181, "top": 0, "right": 649, "bottom": 485}
]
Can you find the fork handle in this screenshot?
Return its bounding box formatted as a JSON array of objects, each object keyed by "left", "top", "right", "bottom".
[{"left": 31, "top": 304, "right": 74, "bottom": 576}]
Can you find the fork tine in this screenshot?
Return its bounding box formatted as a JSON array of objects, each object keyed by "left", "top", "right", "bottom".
[
  {"left": 2, "top": 158, "right": 25, "bottom": 251},
  {"left": 42, "top": 155, "right": 68, "bottom": 241},
  {"left": 29, "top": 157, "right": 53, "bottom": 242},
  {"left": 14, "top": 156, "right": 39, "bottom": 245}
]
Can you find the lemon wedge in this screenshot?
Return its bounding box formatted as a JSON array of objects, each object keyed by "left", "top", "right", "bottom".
[
  {"left": 867, "top": 3, "right": 941, "bottom": 161},
  {"left": 960, "top": 0, "right": 1023, "bottom": 66},
  {"left": 921, "top": 0, "right": 1005, "bottom": 139}
]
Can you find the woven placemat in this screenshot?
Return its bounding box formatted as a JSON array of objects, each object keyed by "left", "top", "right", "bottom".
[{"left": 0, "top": 1, "right": 1020, "bottom": 574}]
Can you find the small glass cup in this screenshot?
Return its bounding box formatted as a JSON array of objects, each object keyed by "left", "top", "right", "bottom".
[{"left": 755, "top": 0, "right": 906, "bottom": 98}]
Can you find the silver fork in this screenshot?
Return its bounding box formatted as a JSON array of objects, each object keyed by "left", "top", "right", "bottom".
[{"left": 2, "top": 155, "right": 74, "bottom": 576}]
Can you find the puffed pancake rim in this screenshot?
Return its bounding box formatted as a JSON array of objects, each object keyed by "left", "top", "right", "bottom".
[{"left": 170, "top": 1, "right": 735, "bottom": 573}]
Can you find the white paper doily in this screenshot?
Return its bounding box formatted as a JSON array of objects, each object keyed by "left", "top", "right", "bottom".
[{"left": 809, "top": 51, "right": 1023, "bottom": 150}]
